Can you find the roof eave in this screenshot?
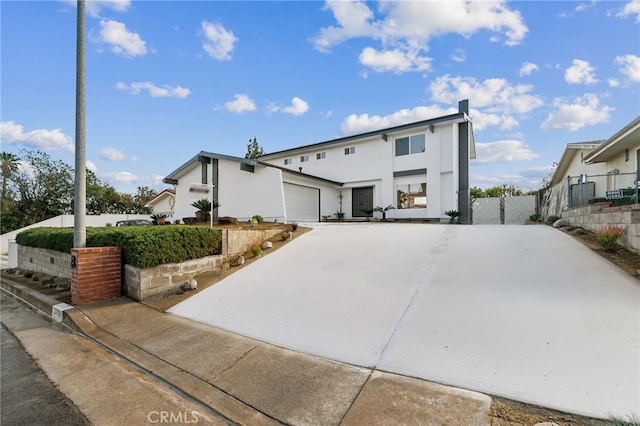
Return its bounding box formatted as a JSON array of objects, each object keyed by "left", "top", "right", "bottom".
[{"left": 258, "top": 113, "right": 466, "bottom": 159}]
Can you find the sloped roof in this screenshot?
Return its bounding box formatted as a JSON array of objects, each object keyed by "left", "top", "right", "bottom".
[
  {"left": 550, "top": 141, "right": 605, "bottom": 185},
  {"left": 163, "top": 152, "right": 256, "bottom": 184},
  {"left": 144, "top": 188, "right": 175, "bottom": 208},
  {"left": 258, "top": 112, "right": 469, "bottom": 159},
  {"left": 583, "top": 116, "right": 640, "bottom": 163}
]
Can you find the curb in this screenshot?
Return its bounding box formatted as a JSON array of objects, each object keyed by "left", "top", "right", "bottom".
[{"left": 0, "top": 276, "right": 280, "bottom": 426}]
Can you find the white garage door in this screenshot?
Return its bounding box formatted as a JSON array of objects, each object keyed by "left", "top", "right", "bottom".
[{"left": 283, "top": 183, "right": 319, "bottom": 222}]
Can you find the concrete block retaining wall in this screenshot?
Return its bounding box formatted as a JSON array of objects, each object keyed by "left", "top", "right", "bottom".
[
  {"left": 17, "top": 245, "right": 72, "bottom": 277},
  {"left": 123, "top": 254, "right": 225, "bottom": 301},
  {"left": 221, "top": 228, "right": 288, "bottom": 257},
  {"left": 562, "top": 203, "right": 640, "bottom": 254},
  {"left": 12, "top": 227, "right": 290, "bottom": 302}
]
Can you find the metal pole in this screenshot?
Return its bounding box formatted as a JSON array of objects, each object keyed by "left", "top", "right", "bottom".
[
  {"left": 210, "top": 186, "right": 213, "bottom": 229},
  {"left": 74, "top": 0, "right": 86, "bottom": 248}
]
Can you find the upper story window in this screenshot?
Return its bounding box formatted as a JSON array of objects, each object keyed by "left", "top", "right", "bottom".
[
  {"left": 344, "top": 147, "right": 356, "bottom": 155},
  {"left": 300, "top": 155, "right": 309, "bottom": 162},
  {"left": 395, "top": 134, "right": 425, "bottom": 156},
  {"left": 284, "top": 158, "right": 292, "bottom": 165},
  {"left": 316, "top": 152, "right": 326, "bottom": 160}
]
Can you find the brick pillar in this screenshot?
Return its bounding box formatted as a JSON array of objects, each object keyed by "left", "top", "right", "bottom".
[{"left": 71, "top": 247, "right": 122, "bottom": 305}]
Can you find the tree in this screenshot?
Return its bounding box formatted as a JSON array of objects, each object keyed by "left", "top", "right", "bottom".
[
  {"left": 245, "top": 137, "right": 265, "bottom": 159},
  {"left": 1, "top": 151, "right": 20, "bottom": 203},
  {"left": 11, "top": 149, "right": 74, "bottom": 225},
  {"left": 86, "top": 170, "right": 121, "bottom": 214}
]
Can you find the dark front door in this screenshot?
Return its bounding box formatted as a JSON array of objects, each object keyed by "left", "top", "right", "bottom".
[{"left": 352, "top": 186, "right": 373, "bottom": 217}]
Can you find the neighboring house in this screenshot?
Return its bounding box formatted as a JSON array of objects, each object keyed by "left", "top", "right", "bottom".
[
  {"left": 583, "top": 116, "right": 640, "bottom": 174},
  {"left": 144, "top": 188, "right": 176, "bottom": 219},
  {"left": 164, "top": 100, "right": 476, "bottom": 223},
  {"left": 542, "top": 116, "right": 640, "bottom": 218}
]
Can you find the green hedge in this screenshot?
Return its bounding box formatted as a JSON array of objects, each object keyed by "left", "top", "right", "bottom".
[{"left": 16, "top": 226, "right": 222, "bottom": 269}]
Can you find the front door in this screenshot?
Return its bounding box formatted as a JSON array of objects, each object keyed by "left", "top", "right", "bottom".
[{"left": 352, "top": 186, "right": 373, "bottom": 217}]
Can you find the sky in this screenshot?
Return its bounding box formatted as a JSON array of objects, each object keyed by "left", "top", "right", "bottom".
[{"left": 1, "top": 0, "right": 639, "bottom": 195}]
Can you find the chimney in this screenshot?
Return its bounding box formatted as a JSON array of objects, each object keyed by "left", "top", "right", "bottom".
[{"left": 458, "top": 99, "right": 469, "bottom": 115}]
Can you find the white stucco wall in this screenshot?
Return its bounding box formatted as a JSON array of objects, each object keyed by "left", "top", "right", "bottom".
[
  {"left": 261, "top": 121, "right": 462, "bottom": 220},
  {"left": 173, "top": 160, "right": 288, "bottom": 222},
  {"left": 218, "top": 162, "right": 286, "bottom": 222},
  {"left": 150, "top": 195, "right": 175, "bottom": 219},
  {"left": 604, "top": 147, "right": 640, "bottom": 174}
]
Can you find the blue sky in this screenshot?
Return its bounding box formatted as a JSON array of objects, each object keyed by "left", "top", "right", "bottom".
[{"left": 1, "top": 0, "right": 639, "bottom": 194}]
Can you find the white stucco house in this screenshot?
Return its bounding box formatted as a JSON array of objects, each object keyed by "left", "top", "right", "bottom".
[
  {"left": 164, "top": 100, "right": 476, "bottom": 224},
  {"left": 144, "top": 188, "right": 176, "bottom": 219}
]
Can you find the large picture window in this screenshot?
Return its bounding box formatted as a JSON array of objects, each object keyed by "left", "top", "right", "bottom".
[
  {"left": 395, "top": 134, "right": 425, "bottom": 156},
  {"left": 397, "top": 183, "right": 426, "bottom": 209}
]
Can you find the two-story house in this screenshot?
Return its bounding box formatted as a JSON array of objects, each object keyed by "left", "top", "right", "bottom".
[{"left": 164, "top": 100, "right": 476, "bottom": 223}]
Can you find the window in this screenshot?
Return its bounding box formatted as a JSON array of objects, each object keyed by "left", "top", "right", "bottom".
[
  {"left": 344, "top": 146, "right": 355, "bottom": 155},
  {"left": 316, "top": 152, "right": 326, "bottom": 160},
  {"left": 395, "top": 134, "right": 425, "bottom": 156},
  {"left": 396, "top": 183, "right": 427, "bottom": 209},
  {"left": 284, "top": 158, "right": 292, "bottom": 165},
  {"left": 300, "top": 155, "right": 309, "bottom": 162}
]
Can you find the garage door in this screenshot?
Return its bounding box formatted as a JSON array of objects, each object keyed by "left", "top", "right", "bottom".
[{"left": 283, "top": 183, "right": 319, "bottom": 222}]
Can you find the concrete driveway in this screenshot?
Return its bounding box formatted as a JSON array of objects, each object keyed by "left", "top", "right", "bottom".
[{"left": 169, "top": 224, "right": 640, "bottom": 419}]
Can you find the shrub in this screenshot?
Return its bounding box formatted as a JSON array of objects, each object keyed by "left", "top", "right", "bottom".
[
  {"left": 444, "top": 210, "right": 461, "bottom": 224},
  {"left": 529, "top": 213, "right": 541, "bottom": 222},
  {"left": 16, "top": 226, "right": 222, "bottom": 269},
  {"left": 594, "top": 225, "right": 625, "bottom": 251},
  {"left": 251, "top": 243, "right": 262, "bottom": 257},
  {"left": 252, "top": 214, "right": 264, "bottom": 224},
  {"left": 546, "top": 215, "right": 561, "bottom": 225}
]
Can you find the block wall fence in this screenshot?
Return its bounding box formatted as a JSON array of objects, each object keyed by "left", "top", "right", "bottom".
[
  {"left": 10, "top": 227, "right": 291, "bottom": 303},
  {"left": 562, "top": 203, "right": 640, "bottom": 254}
]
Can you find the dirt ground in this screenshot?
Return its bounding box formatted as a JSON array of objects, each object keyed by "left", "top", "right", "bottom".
[{"left": 2, "top": 222, "right": 638, "bottom": 425}]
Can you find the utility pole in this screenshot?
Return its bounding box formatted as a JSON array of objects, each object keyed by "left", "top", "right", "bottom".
[{"left": 74, "top": 0, "right": 87, "bottom": 248}]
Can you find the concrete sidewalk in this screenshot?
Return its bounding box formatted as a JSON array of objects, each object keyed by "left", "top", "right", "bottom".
[{"left": 1, "top": 283, "right": 494, "bottom": 425}]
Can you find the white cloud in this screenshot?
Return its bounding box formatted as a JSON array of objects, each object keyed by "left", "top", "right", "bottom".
[
  {"left": 359, "top": 47, "right": 431, "bottom": 73},
  {"left": 617, "top": 0, "right": 640, "bottom": 23},
  {"left": 282, "top": 97, "right": 310, "bottom": 116},
  {"left": 451, "top": 48, "right": 466, "bottom": 63},
  {"left": 98, "top": 19, "right": 147, "bottom": 58},
  {"left": 224, "top": 94, "right": 256, "bottom": 113},
  {"left": 616, "top": 54, "right": 640, "bottom": 82},
  {"left": 312, "top": 0, "right": 527, "bottom": 74},
  {"left": 608, "top": 79, "right": 621, "bottom": 87},
  {"left": 564, "top": 59, "right": 598, "bottom": 85},
  {"left": 116, "top": 81, "right": 190, "bottom": 98},
  {"left": 341, "top": 105, "right": 457, "bottom": 134},
  {"left": 540, "top": 94, "right": 613, "bottom": 131},
  {"left": 519, "top": 62, "right": 539, "bottom": 76},
  {"left": 469, "top": 109, "right": 519, "bottom": 131},
  {"left": 100, "top": 147, "right": 137, "bottom": 161},
  {"left": 429, "top": 75, "right": 544, "bottom": 115},
  {"left": 102, "top": 171, "right": 139, "bottom": 184},
  {"left": 267, "top": 97, "right": 310, "bottom": 116},
  {"left": 62, "top": 0, "right": 131, "bottom": 17},
  {"left": 201, "top": 21, "right": 237, "bottom": 60},
  {"left": 0, "top": 121, "right": 74, "bottom": 152},
  {"left": 474, "top": 140, "right": 539, "bottom": 164},
  {"left": 311, "top": 0, "right": 378, "bottom": 53}
]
